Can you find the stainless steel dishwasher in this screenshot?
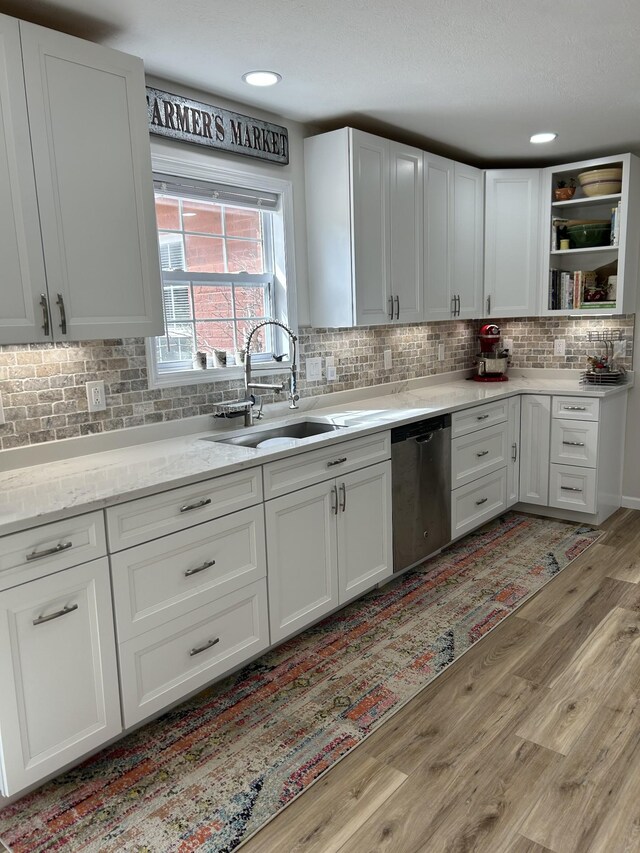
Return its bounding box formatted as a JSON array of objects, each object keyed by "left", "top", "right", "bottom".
[{"left": 391, "top": 414, "right": 451, "bottom": 573}]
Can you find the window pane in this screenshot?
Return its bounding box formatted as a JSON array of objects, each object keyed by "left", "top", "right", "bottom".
[
  {"left": 226, "top": 239, "right": 264, "bottom": 273},
  {"left": 192, "top": 285, "right": 233, "bottom": 319},
  {"left": 155, "top": 197, "right": 180, "bottom": 231},
  {"left": 163, "top": 285, "right": 192, "bottom": 321},
  {"left": 235, "top": 285, "right": 268, "bottom": 318},
  {"left": 238, "top": 319, "right": 268, "bottom": 354},
  {"left": 184, "top": 235, "right": 225, "bottom": 272},
  {"left": 182, "top": 200, "right": 223, "bottom": 234},
  {"left": 156, "top": 323, "right": 195, "bottom": 364},
  {"left": 224, "top": 207, "right": 262, "bottom": 239},
  {"left": 195, "top": 321, "right": 236, "bottom": 352},
  {"left": 158, "top": 234, "right": 185, "bottom": 270}
]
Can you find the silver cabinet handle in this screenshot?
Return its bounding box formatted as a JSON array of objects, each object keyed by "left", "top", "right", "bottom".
[
  {"left": 486, "top": 294, "right": 491, "bottom": 315},
  {"left": 331, "top": 484, "right": 338, "bottom": 515},
  {"left": 455, "top": 294, "right": 461, "bottom": 316},
  {"left": 477, "top": 414, "right": 490, "bottom": 421},
  {"left": 40, "top": 293, "right": 50, "bottom": 337},
  {"left": 451, "top": 295, "right": 457, "bottom": 315},
  {"left": 180, "top": 498, "right": 212, "bottom": 513},
  {"left": 56, "top": 293, "right": 67, "bottom": 335},
  {"left": 33, "top": 603, "right": 78, "bottom": 626},
  {"left": 185, "top": 558, "right": 216, "bottom": 577},
  {"left": 476, "top": 450, "right": 489, "bottom": 457},
  {"left": 339, "top": 482, "right": 346, "bottom": 512},
  {"left": 388, "top": 295, "right": 394, "bottom": 320},
  {"left": 26, "top": 541, "right": 72, "bottom": 561},
  {"left": 562, "top": 441, "right": 585, "bottom": 447},
  {"left": 561, "top": 486, "right": 583, "bottom": 492},
  {"left": 564, "top": 406, "right": 586, "bottom": 411},
  {"left": 189, "top": 637, "right": 220, "bottom": 657},
  {"left": 394, "top": 295, "right": 400, "bottom": 320},
  {"left": 475, "top": 497, "right": 488, "bottom": 505},
  {"left": 512, "top": 442, "right": 518, "bottom": 462},
  {"left": 327, "top": 457, "right": 347, "bottom": 468}
]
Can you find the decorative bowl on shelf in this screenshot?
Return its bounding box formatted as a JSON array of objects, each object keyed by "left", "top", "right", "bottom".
[
  {"left": 554, "top": 186, "right": 576, "bottom": 201},
  {"left": 577, "top": 167, "right": 622, "bottom": 197},
  {"left": 566, "top": 221, "right": 612, "bottom": 248}
]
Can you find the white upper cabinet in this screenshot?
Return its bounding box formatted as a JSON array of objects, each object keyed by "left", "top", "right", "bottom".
[
  {"left": 540, "top": 152, "right": 640, "bottom": 316},
  {"left": 0, "top": 13, "right": 163, "bottom": 344},
  {"left": 423, "top": 154, "right": 483, "bottom": 320},
  {"left": 484, "top": 169, "right": 541, "bottom": 318},
  {"left": 305, "top": 127, "right": 423, "bottom": 327},
  {"left": 0, "top": 16, "right": 49, "bottom": 344}
]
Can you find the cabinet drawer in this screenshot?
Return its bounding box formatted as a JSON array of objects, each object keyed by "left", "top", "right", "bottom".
[
  {"left": 106, "top": 467, "right": 262, "bottom": 551},
  {"left": 451, "top": 399, "right": 509, "bottom": 438},
  {"left": 451, "top": 469, "right": 507, "bottom": 540},
  {"left": 111, "top": 505, "right": 266, "bottom": 641},
  {"left": 0, "top": 511, "right": 106, "bottom": 591},
  {"left": 262, "top": 431, "right": 391, "bottom": 499},
  {"left": 118, "top": 579, "right": 269, "bottom": 727},
  {"left": 552, "top": 396, "right": 600, "bottom": 421},
  {"left": 451, "top": 422, "right": 508, "bottom": 488},
  {"left": 549, "top": 464, "right": 597, "bottom": 514},
  {"left": 550, "top": 419, "right": 598, "bottom": 468}
]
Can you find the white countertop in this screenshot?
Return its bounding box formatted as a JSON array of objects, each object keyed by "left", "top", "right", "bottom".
[{"left": 0, "top": 371, "right": 630, "bottom": 537}]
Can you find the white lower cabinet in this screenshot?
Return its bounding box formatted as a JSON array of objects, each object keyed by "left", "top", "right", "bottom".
[
  {"left": 119, "top": 580, "right": 269, "bottom": 727},
  {"left": 266, "top": 460, "right": 392, "bottom": 643},
  {"left": 507, "top": 396, "right": 521, "bottom": 507},
  {"left": 549, "top": 465, "right": 597, "bottom": 514},
  {"left": 451, "top": 468, "right": 507, "bottom": 540},
  {"left": 0, "top": 557, "right": 121, "bottom": 795},
  {"left": 519, "top": 395, "right": 551, "bottom": 505}
]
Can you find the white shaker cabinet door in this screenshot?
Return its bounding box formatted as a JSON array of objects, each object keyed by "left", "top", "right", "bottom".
[
  {"left": 390, "top": 142, "right": 423, "bottom": 323},
  {"left": 453, "top": 162, "right": 484, "bottom": 319},
  {"left": 265, "top": 481, "right": 339, "bottom": 643},
  {"left": 519, "top": 394, "right": 551, "bottom": 506},
  {"left": 20, "top": 22, "right": 163, "bottom": 340},
  {"left": 352, "top": 130, "right": 392, "bottom": 325},
  {"left": 0, "top": 557, "right": 121, "bottom": 796},
  {"left": 484, "top": 169, "right": 541, "bottom": 318},
  {"left": 0, "top": 14, "right": 49, "bottom": 345},
  {"left": 423, "top": 152, "right": 454, "bottom": 320},
  {"left": 507, "top": 395, "right": 521, "bottom": 507},
  {"left": 337, "top": 461, "right": 393, "bottom": 604}
]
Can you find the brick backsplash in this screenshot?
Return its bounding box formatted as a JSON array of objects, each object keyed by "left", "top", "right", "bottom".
[{"left": 0, "top": 315, "right": 634, "bottom": 449}]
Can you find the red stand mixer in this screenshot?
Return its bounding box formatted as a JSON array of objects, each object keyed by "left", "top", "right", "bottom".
[{"left": 474, "top": 323, "right": 510, "bottom": 382}]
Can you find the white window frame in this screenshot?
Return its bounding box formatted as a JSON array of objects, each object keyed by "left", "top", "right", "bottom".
[{"left": 146, "top": 151, "right": 298, "bottom": 390}]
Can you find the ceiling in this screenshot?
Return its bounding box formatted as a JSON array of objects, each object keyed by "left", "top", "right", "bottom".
[{"left": 5, "top": 0, "right": 640, "bottom": 166}]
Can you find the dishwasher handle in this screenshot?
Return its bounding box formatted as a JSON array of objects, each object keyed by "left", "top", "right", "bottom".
[{"left": 415, "top": 432, "right": 435, "bottom": 444}]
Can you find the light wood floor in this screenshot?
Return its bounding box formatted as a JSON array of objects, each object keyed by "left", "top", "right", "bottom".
[{"left": 242, "top": 508, "right": 640, "bottom": 853}]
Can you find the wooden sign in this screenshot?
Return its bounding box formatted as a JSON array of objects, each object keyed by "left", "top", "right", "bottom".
[{"left": 146, "top": 87, "right": 289, "bottom": 165}]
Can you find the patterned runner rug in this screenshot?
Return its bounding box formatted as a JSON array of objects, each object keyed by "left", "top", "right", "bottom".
[{"left": 0, "top": 512, "right": 601, "bottom": 852}]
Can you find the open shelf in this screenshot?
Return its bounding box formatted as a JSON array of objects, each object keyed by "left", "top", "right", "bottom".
[
  {"left": 552, "top": 193, "right": 621, "bottom": 209},
  {"left": 551, "top": 246, "right": 618, "bottom": 256}
]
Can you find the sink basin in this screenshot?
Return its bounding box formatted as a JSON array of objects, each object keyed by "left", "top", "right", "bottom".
[{"left": 202, "top": 420, "right": 345, "bottom": 448}]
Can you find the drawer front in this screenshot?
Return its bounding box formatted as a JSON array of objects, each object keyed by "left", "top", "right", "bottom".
[
  {"left": 549, "top": 464, "right": 597, "bottom": 514},
  {"left": 552, "top": 396, "right": 600, "bottom": 421},
  {"left": 452, "top": 423, "right": 508, "bottom": 488},
  {"left": 451, "top": 400, "right": 509, "bottom": 438},
  {"left": 106, "top": 467, "right": 262, "bottom": 551},
  {"left": 111, "top": 505, "right": 267, "bottom": 641},
  {"left": 118, "top": 579, "right": 269, "bottom": 727},
  {"left": 263, "top": 431, "right": 391, "bottom": 499},
  {"left": 451, "top": 469, "right": 507, "bottom": 540},
  {"left": 0, "top": 511, "right": 106, "bottom": 591},
  {"left": 550, "top": 419, "right": 598, "bottom": 469}
]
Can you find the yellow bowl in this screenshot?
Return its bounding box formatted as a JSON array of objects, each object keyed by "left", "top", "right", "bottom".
[{"left": 578, "top": 167, "right": 622, "bottom": 197}]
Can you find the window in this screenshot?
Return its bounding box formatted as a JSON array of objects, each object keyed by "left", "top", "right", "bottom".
[{"left": 146, "top": 156, "right": 296, "bottom": 388}]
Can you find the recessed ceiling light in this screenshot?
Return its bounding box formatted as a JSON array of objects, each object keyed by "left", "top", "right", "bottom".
[
  {"left": 530, "top": 132, "right": 558, "bottom": 144},
  {"left": 242, "top": 70, "right": 282, "bottom": 87}
]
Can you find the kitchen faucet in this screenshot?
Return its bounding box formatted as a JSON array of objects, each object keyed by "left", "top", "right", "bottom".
[{"left": 243, "top": 319, "right": 299, "bottom": 426}]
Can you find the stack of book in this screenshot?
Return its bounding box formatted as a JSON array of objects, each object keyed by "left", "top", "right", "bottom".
[
  {"left": 610, "top": 200, "right": 622, "bottom": 247},
  {"left": 548, "top": 269, "right": 617, "bottom": 310}
]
